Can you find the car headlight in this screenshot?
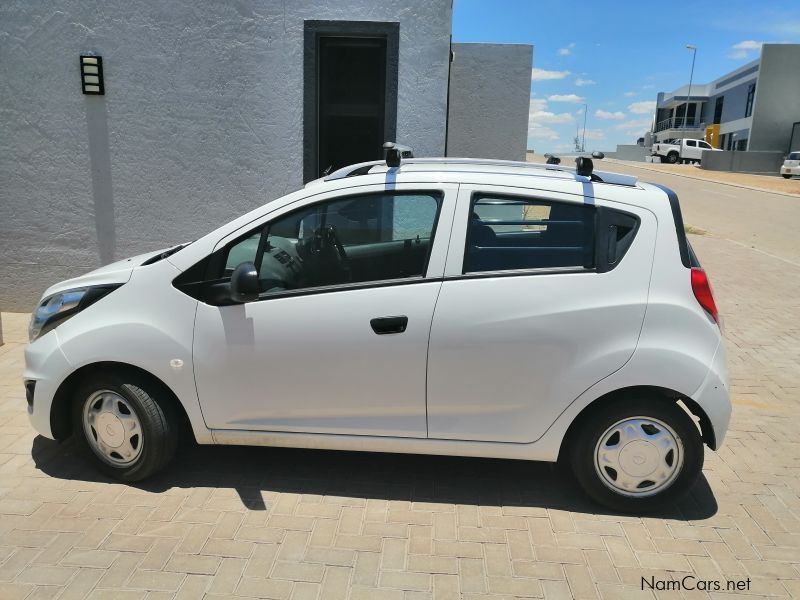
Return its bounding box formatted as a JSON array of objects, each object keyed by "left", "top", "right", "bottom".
[{"left": 29, "top": 285, "right": 121, "bottom": 342}]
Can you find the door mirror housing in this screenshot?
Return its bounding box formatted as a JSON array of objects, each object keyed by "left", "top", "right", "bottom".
[{"left": 229, "top": 262, "right": 260, "bottom": 303}]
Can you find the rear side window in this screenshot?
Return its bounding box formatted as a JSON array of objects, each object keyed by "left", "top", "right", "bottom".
[{"left": 464, "top": 195, "right": 595, "bottom": 273}]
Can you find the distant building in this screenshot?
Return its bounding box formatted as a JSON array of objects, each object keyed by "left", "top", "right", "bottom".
[{"left": 652, "top": 44, "right": 800, "bottom": 152}]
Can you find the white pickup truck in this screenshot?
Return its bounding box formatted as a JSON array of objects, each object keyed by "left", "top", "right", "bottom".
[{"left": 651, "top": 138, "right": 720, "bottom": 164}]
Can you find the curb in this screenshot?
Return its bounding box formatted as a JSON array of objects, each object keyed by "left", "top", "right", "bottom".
[{"left": 603, "top": 159, "right": 800, "bottom": 198}]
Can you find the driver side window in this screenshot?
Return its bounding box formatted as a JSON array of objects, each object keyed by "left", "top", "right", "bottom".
[{"left": 222, "top": 191, "right": 442, "bottom": 296}]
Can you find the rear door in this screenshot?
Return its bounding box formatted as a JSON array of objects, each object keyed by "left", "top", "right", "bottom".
[
  {"left": 684, "top": 139, "right": 699, "bottom": 160},
  {"left": 426, "top": 184, "right": 656, "bottom": 443}
]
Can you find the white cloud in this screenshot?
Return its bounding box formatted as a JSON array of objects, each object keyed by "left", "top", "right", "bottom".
[
  {"left": 529, "top": 97, "right": 548, "bottom": 112},
  {"left": 528, "top": 98, "right": 574, "bottom": 131},
  {"left": 614, "top": 118, "right": 653, "bottom": 131},
  {"left": 575, "top": 78, "right": 596, "bottom": 86},
  {"left": 531, "top": 68, "right": 571, "bottom": 81},
  {"left": 582, "top": 129, "right": 606, "bottom": 141},
  {"left": 528, "top": 125, "right": 560, "bottom": 141},
  {"left": 548, "top": 94, "right": 585, "bottom": 103},
  {"left": 624, "top": 91, "right": 637, "bottom": 97},
  {"left": 595, "top": 110, "right": 626, "bottom": 121},
  {"left": 733, "top": 40, "right": 764, "bottom": 50},
  {"left": 727, "top": 39, "right": 784, "bottom": 59},
  {"left": 628, "top": 100, "right": 656, "bottom": 114},
  {"left": 642, "top": 84, "right": 655, "bottom": 90},
  {"left": 532, "top": 111, "right": 575, "bottom": 124},
  {"left": 558, "top": 43, "right": 576, "bottom": 56}
]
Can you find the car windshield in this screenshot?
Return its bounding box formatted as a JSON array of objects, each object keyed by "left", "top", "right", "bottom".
[{"left": 789, "top": 152, "right": 800, "bottom": 160}]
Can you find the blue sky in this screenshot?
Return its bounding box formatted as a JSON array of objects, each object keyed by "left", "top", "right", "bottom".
[{"left": 452, "top": 0, "right": 800, "bottom": 153}]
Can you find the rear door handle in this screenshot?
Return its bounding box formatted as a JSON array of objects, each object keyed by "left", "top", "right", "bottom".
[{"left": 370, "top": 315, "right": 408, "bottom": 335}]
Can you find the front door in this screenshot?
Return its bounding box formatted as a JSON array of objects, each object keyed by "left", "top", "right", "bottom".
[
  {"left": 426, "top": 185, "right": 655, "bottom": 443},
  {"left": 193, "top": 185, "right": 454, "bottom": 437}
]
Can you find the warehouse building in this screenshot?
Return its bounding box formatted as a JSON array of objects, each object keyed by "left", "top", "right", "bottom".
[{"left": 652, "top": 44, "right": 800, "bottom": 152}]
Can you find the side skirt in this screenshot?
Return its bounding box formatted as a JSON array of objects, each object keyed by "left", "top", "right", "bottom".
[{"left": 209, "top": 429, "right": 557, "bottom": 462}]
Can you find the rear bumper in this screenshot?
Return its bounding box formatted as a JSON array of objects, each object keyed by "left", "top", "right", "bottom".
[
  {"left": 691, "top": 341, "right": 731, "bottom": 449},
  {"left": 780, "top": 166, "right": 799, "bottom": 176}
]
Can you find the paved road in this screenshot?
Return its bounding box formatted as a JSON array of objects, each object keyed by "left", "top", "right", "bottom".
[
  {"left": 1, "top": 170, "right": 799, "bottom": 599},
  {"left": 602, "top": 161, "right": 800, "bottom": 266}
]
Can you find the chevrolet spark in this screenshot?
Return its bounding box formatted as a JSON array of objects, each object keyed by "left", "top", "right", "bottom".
[{"left": 24, "top": 155, "right": 730, "bottom": 512}]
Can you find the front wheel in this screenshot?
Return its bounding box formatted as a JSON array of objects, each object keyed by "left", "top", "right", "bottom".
[
  {"left": 569, "top": 397, "right": 703, "bottom": 513},
  {"left": 73, "top": 372, "right": 177, "bottom": 481},
  {"left": 666, "top": 152, "right": 679, "bottom": 164}
]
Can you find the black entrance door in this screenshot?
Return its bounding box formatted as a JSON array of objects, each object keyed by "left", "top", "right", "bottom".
[{"left": 316, "top": 37, "right": 387, "bottom": 177}]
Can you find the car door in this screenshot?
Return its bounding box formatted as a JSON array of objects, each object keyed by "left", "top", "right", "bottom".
[
  {"left": 193, "top": 183, "right": 457, "bottom": 437},
  {"left": 684, "top": 139, "right": 699, "bottom": 160},
  {"left": 426, "top": 184, "right": 656, "bottom": 443}
]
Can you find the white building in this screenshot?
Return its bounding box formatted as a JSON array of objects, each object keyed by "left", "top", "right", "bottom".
[{"left": 0, "top": 1, "right": 533, "bottom": 311}]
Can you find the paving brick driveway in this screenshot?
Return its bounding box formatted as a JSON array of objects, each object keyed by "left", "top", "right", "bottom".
[{"left": 1, "top": 232, "right": 799, "bottom": 599}]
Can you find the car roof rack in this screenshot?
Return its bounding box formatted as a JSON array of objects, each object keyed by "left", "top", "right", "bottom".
[{"left": 320, "top": 156, "right": 638, "bottom": 188}]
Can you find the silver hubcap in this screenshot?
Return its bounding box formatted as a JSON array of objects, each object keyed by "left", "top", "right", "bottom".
[
  {"left": 82, "top": 390, "right": 143, "bottom": 467},
  {"left": 594, "top": 416, "right": 683, "bottom": 497}
]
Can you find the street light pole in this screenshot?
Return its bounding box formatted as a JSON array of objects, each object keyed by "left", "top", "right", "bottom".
[
  {"left": 684, "top": 45, "right": 697, "bottom": 134},
  {"left": 582, "top": 103, "right": 588, "bottom": 152}
]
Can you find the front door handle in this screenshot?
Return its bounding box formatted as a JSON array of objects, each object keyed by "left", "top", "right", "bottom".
[{"left": 370, "top": 315, "right": 408, "bottom": 335}]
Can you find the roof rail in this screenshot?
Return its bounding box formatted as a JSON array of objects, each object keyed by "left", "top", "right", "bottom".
[{"left": 320, "top": 157, "right": 638, "bottom": 187}]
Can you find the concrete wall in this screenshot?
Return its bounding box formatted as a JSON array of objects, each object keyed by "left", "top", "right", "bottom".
[
  {"left": 446, "top": 43, "right": 533, "bottom": 161},
  {"left": 749, "top": 44, "right": 800, "bottom": 152},
  {"left": 607, "top": 145, "right": 649, "bottom": 161},
  {"left": 701, "top": 150, "right": 785, "bottom": 174},
  {"left": 0, "top": 0, "right": 452, "bottom": 311}
]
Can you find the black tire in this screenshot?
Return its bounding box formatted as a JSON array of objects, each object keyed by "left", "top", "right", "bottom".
[
  {"left": 569, "top": 396, "right": 703, "bottom": 513},
  {"left": 666, "top": 152, "right": 679, "bottom": 164},
  {"left": 783, "top": 174, "right": 792, "bottom": 179},
  {"left": 72, "top": 371, "right": 177, "bottom": 481}
]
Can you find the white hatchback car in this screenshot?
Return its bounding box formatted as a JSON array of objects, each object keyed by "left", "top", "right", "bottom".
[
  {"left": 25, "top": 154, "right": 730, "bottom": 512},
  {"left": 781, "top": 151, "right": 800, "bottom": 179}
]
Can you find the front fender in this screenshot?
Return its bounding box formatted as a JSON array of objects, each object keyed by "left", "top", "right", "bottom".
[{"left": 54, "top": 261, "right": 212, "bottom": 443}]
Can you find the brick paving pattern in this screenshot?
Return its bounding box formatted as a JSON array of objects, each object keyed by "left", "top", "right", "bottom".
[{"left": 0, "top": 232, "right": 798, "bottom": 599}]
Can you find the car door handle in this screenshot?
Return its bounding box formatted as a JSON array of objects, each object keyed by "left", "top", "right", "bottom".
[{"left": 370, "top": 316, "right": 408, "bottom": 335}]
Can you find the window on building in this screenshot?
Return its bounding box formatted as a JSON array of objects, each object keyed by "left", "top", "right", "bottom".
[
  {"left": 464, "top": 195, "right": 595, "bottom": 273},
  {"left": 222, "top": 192, "right": 442, "bottom": 294},
  {"left": 745, "top": 83, "right": 756, "bottom": 118},
  {"left": 713, "top": 96, "right": 724, "bottom": 125}
]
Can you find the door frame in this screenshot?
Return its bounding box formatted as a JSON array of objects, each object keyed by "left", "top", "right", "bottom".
[{"left": 303, "top": 20, "right": 400, "bottom": 183}]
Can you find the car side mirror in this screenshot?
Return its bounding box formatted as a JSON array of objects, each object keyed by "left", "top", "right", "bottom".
[{"left": 229, "top": 262, "right": 260, "bottom": 303}]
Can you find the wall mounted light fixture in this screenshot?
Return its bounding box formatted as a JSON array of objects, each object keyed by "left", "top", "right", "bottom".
[{"left": 80, "top": 55, "right": 104, "bottom": 95}]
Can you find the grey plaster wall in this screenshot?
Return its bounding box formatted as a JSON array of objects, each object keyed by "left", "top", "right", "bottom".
[
  {"left": 701, "top": 150, "right": 785, "bottom": 174},
  {"left": 0, "top": 0, "right": 452, "bottom": 310},
  {"left": 446, "top": 43, "right": 533, "bottom": 161},
  {"left": 749, "top": 44, "right": 800, "bottom": 152}
]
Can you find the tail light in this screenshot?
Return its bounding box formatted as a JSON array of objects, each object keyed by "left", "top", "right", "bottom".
[{"left": 691, "top": 267, "right": 718, "bottom": 324}]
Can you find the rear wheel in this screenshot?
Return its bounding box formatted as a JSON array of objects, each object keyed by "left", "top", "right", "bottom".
[
  {"left": 73, "top": 372, "right": 177, "bottom": 481},
  {"left": 569, "top": 396, "right": 703, "bottom": 513},
  {"left": 783, "top": 174, "right": 792, "bottom": 179}
]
